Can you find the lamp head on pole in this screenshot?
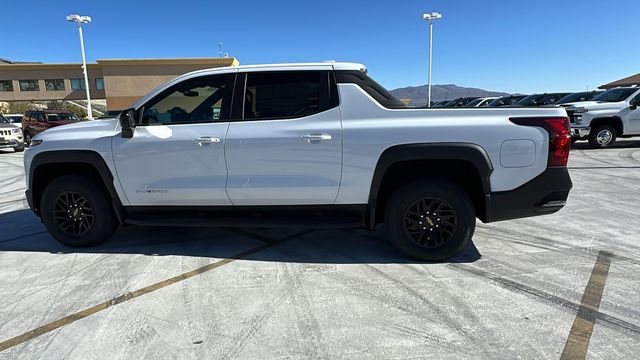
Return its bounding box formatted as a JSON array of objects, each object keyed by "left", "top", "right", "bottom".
[
  {"left": 66, "top": 14, "right": 92, "bottom": 24},
  {"left": 422, "top": 12, "right": 442, "bottom": 21}
]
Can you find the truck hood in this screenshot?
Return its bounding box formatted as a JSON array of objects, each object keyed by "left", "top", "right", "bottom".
[
  {"left": 34, "top": 118, "right": 119, "bottom": 140},
  {"left": 567, "top": 101, "right": 626, "bottom": 112},
  {"left": 0, "top": 123, "right": 19, "bottom": 129}
]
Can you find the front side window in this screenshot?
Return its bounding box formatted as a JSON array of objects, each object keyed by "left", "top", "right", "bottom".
[
  {"left": 242, "top": 71, "right": 330, "bottom": 120},
  {"left": 19, "top": 80, "right": 39, "bottom": 91},
  {"left": 95, "top": 78, "right": 104, "bottom": 90},
  {"left": 71, "top": 78, "right": 86, "bottom": 90},
  {"left": 0, "top": 80, "right": 13, "bottom": 92},
  {"left": 45, "top": 79, "right": 65, "bottom": 91},
  {"left": 140, "top": 74, "right": 231, "bottom": 126}
]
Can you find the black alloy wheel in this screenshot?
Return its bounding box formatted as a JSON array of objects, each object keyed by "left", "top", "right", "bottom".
[
  {"left": 52, "top": 191, "right": 95, "bottom": 236},
  {"left": 402, "top": 197, "right": 457, "bottom": 249}
]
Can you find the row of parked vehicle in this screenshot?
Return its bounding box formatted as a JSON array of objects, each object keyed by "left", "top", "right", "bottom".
[
  {"left": 431, "top": 86, "right": 640, "bottom": 148},
  {"left": 430, "top": 90, "right": 605, "bottom": 108},
  {"left": 0, "top": 109, "right": 82, "bottom": 152}
]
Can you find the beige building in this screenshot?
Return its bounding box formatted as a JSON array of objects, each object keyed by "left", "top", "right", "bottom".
[{"left": 0, "top": 57, "right": 239, "bottom": 110}]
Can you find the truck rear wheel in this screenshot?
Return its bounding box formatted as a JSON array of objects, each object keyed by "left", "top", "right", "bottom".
[
  {"left": 384, "top": 179, "right": 475, "bottom": 261},
  {"left": 41, "top": 175, "right": 118, "bottom": 247},
  {"left": 588, "top": 124, "right": 617, "bottom": 148}
]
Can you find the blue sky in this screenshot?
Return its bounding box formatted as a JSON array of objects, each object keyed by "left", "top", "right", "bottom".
[{"left": 4, "top": 0, "right": 639, "bottom": 93}]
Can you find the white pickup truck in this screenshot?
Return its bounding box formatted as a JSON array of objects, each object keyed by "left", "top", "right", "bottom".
[
  {"left": 566, "top": 87, "right": 640, "bottom": 148},
  {"left": 23, "top": 62, "right": 573, "bottom": 260}
]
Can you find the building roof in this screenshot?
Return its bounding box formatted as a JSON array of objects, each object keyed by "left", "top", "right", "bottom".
[
  {"left": 0, "top": 57, "right": 42, "bottom": 64},
  {"left": 0, "top": 57, "right": 237, "bottom": 70},
  {"left": 600, "top": 73, "right": 640, "bottom": 89}
]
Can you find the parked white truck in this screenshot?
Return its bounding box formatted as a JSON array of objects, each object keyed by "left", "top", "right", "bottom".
[
  {"left": 567, "top": 87, "right": 640, "bottom": 148},
  {"left": 23, "top": 62, "right": 573, "bottom": 260}
]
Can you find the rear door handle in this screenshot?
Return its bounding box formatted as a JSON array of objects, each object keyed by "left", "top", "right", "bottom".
[
  {"left": 193, "top": 136, "right": 221, "bottom": 146},
  {"left": 302, "top": 134, "right": 332, "bottom": 143}
]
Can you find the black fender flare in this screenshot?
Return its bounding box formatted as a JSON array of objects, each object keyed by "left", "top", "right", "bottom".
[
  {"left": 366, "top": 143, "right": 494, "bottom": 228},
  {"left": 27, "top": 150, "right": 124, "bottom": 223}
]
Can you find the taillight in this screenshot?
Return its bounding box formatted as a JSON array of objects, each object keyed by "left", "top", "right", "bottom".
[{"left": 510, "top": 117, "right": 571, "bottom": 167}]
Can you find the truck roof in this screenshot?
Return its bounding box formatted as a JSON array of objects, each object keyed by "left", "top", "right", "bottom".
[{"left": 133, "top": 61, "right": 368, "bottom": 109}]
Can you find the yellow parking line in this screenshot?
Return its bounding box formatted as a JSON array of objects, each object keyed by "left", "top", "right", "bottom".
[
  {"left": 0, "top": 230, "right": 310, "bottom": 352},
  {"left": 560, "top": 251, "right": 612, "bottom": 360}
]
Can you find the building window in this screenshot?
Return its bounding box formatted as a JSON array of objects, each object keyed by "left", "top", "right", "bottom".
[
  {"left": 0, "top": 80, "right": 13, "bottom": 92},
  {"left": 70, "top": 78, "right": 86, "bottom": 90},
  {"left": 95, "top": 78, "right": 104, "bottom": 90},
  {"left": 45, "top": 79, "right": 65, "bottom": 91},
  {"left": 19, "top": 80, "right": 39, "bottom": 92}
]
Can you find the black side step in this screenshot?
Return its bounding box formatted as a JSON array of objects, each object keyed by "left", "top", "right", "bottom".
[{"left": 122, "top": 204, "right": 367, "bottom": 229}]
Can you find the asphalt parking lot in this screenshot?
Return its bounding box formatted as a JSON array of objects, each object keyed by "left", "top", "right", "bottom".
[{"left": 1, "top": 140, "right": 640, "bottom": 360}]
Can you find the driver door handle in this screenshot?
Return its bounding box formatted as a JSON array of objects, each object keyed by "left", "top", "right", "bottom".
[
  {"left": 193, "top": 136, "right": 221, "bottom": 146},
  {"left": 302, "top": 134, "right": 332, "bottom": 143}
]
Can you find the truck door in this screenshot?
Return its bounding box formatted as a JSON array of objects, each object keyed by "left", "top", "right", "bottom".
[
  {"left": 112, "top": 73, "right": 235, "bottom": 206},
  {"left": 224, "top": 70, "right": 343, "bottom": 205},
  {"left": 626, "top": 94, "right": 640, "bottom": 134}
]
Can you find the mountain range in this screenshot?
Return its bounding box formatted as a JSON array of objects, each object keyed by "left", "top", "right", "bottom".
[{"left": 390, "top": 84, "right": 509, "bottom": 106}]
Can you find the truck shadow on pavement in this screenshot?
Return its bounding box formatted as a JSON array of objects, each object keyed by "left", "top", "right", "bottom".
[{"left": 0, "top": 209, "right": 481, "bottom": 264}]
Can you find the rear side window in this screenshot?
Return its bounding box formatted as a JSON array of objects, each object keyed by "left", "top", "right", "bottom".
[
  {"left": 240, "top": 71, "right": 333, "bottom": 121},
  {"left": 335, "top": 70, "right": 405, "bottom": 109}
]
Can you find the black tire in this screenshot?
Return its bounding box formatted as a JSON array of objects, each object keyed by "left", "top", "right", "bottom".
[
  {"left": 385, "top": 179, "right": 475, "bottom": 261},
  {"left": 14, "top": 146, "right": 24, "bottom": 153},
  {"left": 41, "top": 175, "right": 118, "bottom": 247},
  {"left": 24, "top": 132, "right": 32, "bottom": 147},
  {"left": 588, "top": 124, "right": 617, "bottom": 148}
]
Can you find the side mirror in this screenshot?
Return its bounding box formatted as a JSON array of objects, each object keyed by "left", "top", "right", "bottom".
[{"left": 120, "top": 108, "right": 137, "bottom": 138}]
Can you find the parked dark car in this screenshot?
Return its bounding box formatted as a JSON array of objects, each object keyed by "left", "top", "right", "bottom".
[
  {"left": 438, "top": 97, "right": 481, "bottom": 108},
  {"left": 488, "top": 95, "right": 527, "bottom": 107},
  {"left": 514, "top": 93, "right": 571, "bottom": 107},
  {"left": 22, "top": 109, "right": 81, "bottom": 145},
  {"left": 556, "top": 90, "right": 604, "bottom": 105}
]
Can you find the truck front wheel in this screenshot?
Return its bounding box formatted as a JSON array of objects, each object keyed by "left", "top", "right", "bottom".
[
  {"left": 41, "top": 175, "right": 119, "bottom": 247},
  {"left": 588, "top": 124, "right": 617, "bottom": 148},
  {"left": 384, "top": 179, "right": 475, "bottom": 261}
]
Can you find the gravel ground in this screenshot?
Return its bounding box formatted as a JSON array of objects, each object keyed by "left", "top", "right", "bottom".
[{"left": 0, "top": 139, "right": 639, "bottom": 359}]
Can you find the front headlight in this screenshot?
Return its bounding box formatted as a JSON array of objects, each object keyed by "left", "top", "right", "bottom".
[{"left": 12, "top": 128, "right": 21, "bottom": 134}]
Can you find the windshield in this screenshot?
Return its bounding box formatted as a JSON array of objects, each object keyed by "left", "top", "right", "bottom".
[
  {"left": 464, "top": 98, "right": 483, "bottom": 107},
  {"left": 592, "top": 88, "right": 638, "bottom": 102},
  {"left": 557, "top": 92, "right": 601, "bottom": 104},
  {"left": 517, "top": 94, "right": 546, "bottom": 106},
  {"left": 489, "top": 95, "right": 524, "bottom": 106},
  {"left": 46, "top": 113, "right": 80, "bottom": 121}
]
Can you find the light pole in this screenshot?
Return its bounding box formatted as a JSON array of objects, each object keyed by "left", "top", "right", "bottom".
[
  {"left": 422, "top": 12, "right": 442, "bottom": 107},
  {"left": 66, "top": 14, "right": 94, "bottom": 120}
]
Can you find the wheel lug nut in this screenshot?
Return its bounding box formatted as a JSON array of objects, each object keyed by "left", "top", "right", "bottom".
[
  {"left": 430, "top": 228, "right": 433, "bottom": 231},
  {"left": 422, "top": 227, "right": 426, "bottom": 230}
]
